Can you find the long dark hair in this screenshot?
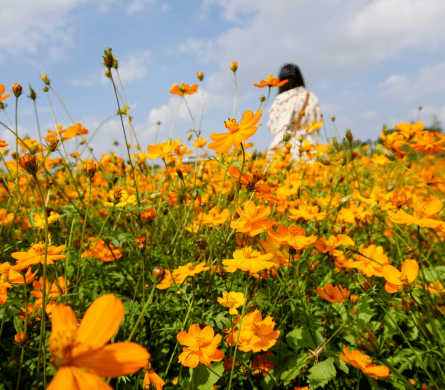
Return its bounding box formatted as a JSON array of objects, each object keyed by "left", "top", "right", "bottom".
[{"left": 278, "top": 63, "right": 306, "bottom": 94}]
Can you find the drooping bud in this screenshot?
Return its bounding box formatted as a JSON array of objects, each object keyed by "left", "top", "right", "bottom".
[
  {"left": 82, "top": 162, "right": 98, "bottom": 179},
  {"left": 28, "top": 84, "right": 37, "bottom": 101},
  {"left": 40, "top": 72, "right": 50, "bottom": 85}
]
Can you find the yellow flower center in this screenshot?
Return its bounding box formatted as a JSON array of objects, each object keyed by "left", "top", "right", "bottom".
[
  {"left": 224, "top": 118, "right": 239, "bottom": 133},
  {"left": 245, "top": 205, "right": 258, "bottom": 219},
  {"left": 30, "top": 242, "right": 45, "bottom": 256},
  {"left": 49, "top": 329, "right": 78, "bottom": 368},
  {"left": 195, "top": 335, "right": 207, "bottom": 347},
  {"left": 242, "top": 246, "right": 254, "bottom": 259},
  {"left": 226, "top": 296, "right": 236, "bottom": 307},
  {"left": 360, "top": 354, "right": 372, "bottom": 366},
  {"left": 413, "top": 203, "right": 426, "bottom": 218},
  {"left": 288, "top": 224, "right": 303, "bottom": 237},
  {"left": 0, "top": 262, "right": 11, "bottom": 282}
]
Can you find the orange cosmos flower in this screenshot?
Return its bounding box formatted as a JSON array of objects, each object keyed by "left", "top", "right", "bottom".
[
  {"left": 0, "top": 84, "right": 11, "bottom": 102},
  {"left": 386, "top": 198, "right": 443, "bottom": 228},
  {"left": 252, "top": 351, "right": 275, "bottom": 376},
  {"left": 227, "top": 310, "right": 280, "bottom": 353},
  {"left": 30, "top": 276, "right": 70, "bottom": 314},
  {"left": 289, "top": 204, "right": 326, "bottom": 221},
  {"left": 339, "top": 347, "right": 389, "bottom": 380},
  {"left": 102, "top": 186, "right": 137, "bottom": 207},
  {"left": 63, "top": 123, "right": 89, "bottom": 140},
  {"left": 394, "top": 121, "right": 423, "bottom": 139},
  {"left": 156, "top": 262, "right": 209, "bottom": 290},
  {"left": 143, "top": 353, "right": 165, "bottom": 390},
  {"left": 177, "top": 324, "right": 225, "bottom": 368},
  {"left": 140, "top": 139, "right": 182, "bottom": 160},
  {"left": 230, "top": 202, "right": 274, "bottom": 237},
  {"left": 197, "top": 207, "right": 231, "bottom": 227},
  {"left": 228, "top": 165, "right": 274, "bottom": 197},
  {"left": 47, "top": 294, "right": 149, "bottom": 390},
  {"left": 316, "top": 283, "right": 351, "bottom": 303},
  {"left": 347, "top": 244, "right": 392, "bottom": 277},
  {"left": 169, "top": 82, "right": 198, "bottom": 96},
  {"left": 208, "top": 109, "right": 262, "bottom": 154},
  {"left": 301, "top": 120, "right": 324, "bottom": 133},
  {"left": 0, "top": 262, "right": 36, "bottom": 305},
  {"left": 382, "top": 259, "right": 419, "bottom": 293},
  {"left": 253, "top": 75, "right": 289, "bottom": 88},
  {"left": 268, "top": 224, "right": 317, "bottom": 251},
  {"left": 411, "top": 131, "right": 445, "bottom": 154},
  {"left": 217, "top": 291, "right": 245, "bottom": 315},
  {"left": 223, "top": 246, "right": 275, "bottom": 274},
  {"left": 418, "top": 281, "right": 445, "bottom": 294},
  {"left": 81, "top": 237, "right": 123, "bottom": 262},
  {"left": 314, "top": 234, "right": 354, "bottom": 256},
  {"left": 11, "top": 242, "right": 66, "bottom": 271},
  {"left": 0, "top": 140, "right": 8, "bottom": 148}
]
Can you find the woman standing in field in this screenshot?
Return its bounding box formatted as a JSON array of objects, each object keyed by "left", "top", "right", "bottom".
[{"left": 267, "top": 63, "right": 322, "bottom": 159}]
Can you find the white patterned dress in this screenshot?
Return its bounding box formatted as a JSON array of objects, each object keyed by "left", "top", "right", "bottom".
[{"left": 267, "top": 86, "right": 322, "bottom": 159}]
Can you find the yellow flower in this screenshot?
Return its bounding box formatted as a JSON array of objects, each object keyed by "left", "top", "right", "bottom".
[
  {"left": 0, "top": 84, "right": 11, "bottom": 102},
  {"left": 217, "top": 291, "right": 245, "bottom": 315},
  {"left": 169, "top": 82, "right": 198, "bottom": 96},
  {"left": 382, "top": 259, "right": 419, "bottom": 293},
  {"left": 11, "top": 243, "right": 66, "bottom": 271},
  {"left": 387, "top": 198, "right": 443, "bottom": 228},
  {"left": 223, "top": 246, "right": 274, "bottom": 274},
  {"left": 177, "top": 324, "right": 224, "bottom": 368},
  {"left": 208, "top": 110, "right": 262, "bottom": 154},
  {"left": 141, "top": 139, "right": 182, "bottom": 160}
]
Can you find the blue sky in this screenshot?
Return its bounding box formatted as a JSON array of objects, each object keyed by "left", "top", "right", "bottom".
[{"left": 1, "top": 0, "right": 445, "bottom": 157}]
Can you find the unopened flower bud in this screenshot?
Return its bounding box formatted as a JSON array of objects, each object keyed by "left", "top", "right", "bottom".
[
  {"left": 356, "top": 328, "right": 379, "bottom": 355},
  {"left": 196, "top": 71, "right": 204, "bottom": 81},
  {"left": 230, "top": 61, "right": 238, "bottom": 72},
  {"left": 14, "top": 332, "right": 27, "bottom": 346},
  {"left": 41, "top": 72, "right": 50, "bottom": 85},
  {"left": 331, "top": 116, "right": 336, "bottom": 122},
  {"left": 259, "top": 95, "right": 265, "bottom": 102},
  {"left": 18, "top": 154, "right": 39, "bottom": 175},
  {"left": 345, "top": 129, "right": 353, "bottom": 142},
  {"left": 103, "top": 47, "right": 117, "bottom": 69},
  {"left": 27, "top": 84, "right": 37, "bottom": 101},
  {"left": 12, "top": 83, "right": 22, "bottom": 97},
  {"left": 384, "top": 149, "right": 396, "bottom": 161},
  {"left": 350, "top": 294, "right": 359, "bottom": 303},
  {"left": 83, "top": 162, "right": 98, "bottom": 178},
  {"left": 136, "top": 235, "right": 146, "bottom": 252},
  {"left": 152, "top": 266, "right": 165, "bottom": 280},
  {"left": 104, "top": 69, "right": 111, "bottom": 78},
  {"left": 43, "top": 86, "right": 49, "bottom": 93},
  {"left": 283, "top": 133, "right": 291, "bottom": 142}
]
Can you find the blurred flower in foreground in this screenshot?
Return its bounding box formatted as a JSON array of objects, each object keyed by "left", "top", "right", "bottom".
[
  {"left": 339, "top": 347, "right": 389, "bottom": 380},
  {"left": 177, "top": 324, "right": 224, "bottom": 368},
  {"left": 47, "top": 294, "right": 149, "bottom": 390},
  {"left": 208, "top": 110, "right": 261, "bottom": 154}
]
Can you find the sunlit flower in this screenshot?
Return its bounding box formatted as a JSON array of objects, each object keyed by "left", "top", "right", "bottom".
[
  {"left": 253, "top": 75, "right": 288, "bottom": 88},
  {"left": 0, "top": 262, "right": 36, "bottom": 305},
  {"left": 63, "top": 123, "right": 89, "bottom": 140},
  {"left": 417, "top": 281, "right": 445, "bottom": 294},
  {"left": 102, "top": 186, "right": 137, "bottom": 207},
  {"left": 223, "top": 246, "right": 274, "bottom": 274},
  {"left": 177, "top": 324, "right": 224, "bottom": 368},
  {"left": 394, "top": 122, "right": 423, "bottom": 139},
  {"left": 47, "top": 294, "right": 149, "bottom": 390},
  {"left": 288, "top": 204, "right": 326, "bottom": 221},
  {"left": 230, "top": 202, "right": 274, "bottom": 237},
  {"left": 387, "top": 198, "right": 443, "bottom": 228},
  {"left": 339, "top": 347, "right": 389, "bottom": 380},
  {"left": 301, "top": 120, "right": 324, "bottom": 133},
  {"left": 346, "top": 244, "right": 391, "bottom": 277},
  {"left": 316, "top": 283, "right": 350, "bottom": 303},
  {"left": 314, "top": 234, "right": 354, "bottom": 256},
  {"left": 156, "top": 262, "right": 209, "bottom": 290},
  {"left": 208, "top": 110, "right": 262, "bottom": 154},
  {"left": 30, "top": 276, "right": 70, "bottom": 314},
  {"left": 228, "top": 166, "right": 274, "bottom": 196},
  {"left": 169, "top": 82, "right": 198, "bottom": 96},
  {"left": 227, "top": 310, "right": 280, "bottom": 353},
  {"left": 33, "top": 211, "right": 60, "bottom": 229},
  {"left": 0, "top": 140, "right": 8, "bottom": 148},
  {"left": 140, "top": 139, "right": 182, "bottom": 160},
  {"left": 268, "top": 224, "right": 317, "bottom": 251},
  {"left": 12, "top": 242, "right": 66, "bottom": 271},
  {"left": 382, "top": 259, "right": 419, "bottom": 293},
  {"left": 217, "top": 291, "right": 245, "bottom": 315}
]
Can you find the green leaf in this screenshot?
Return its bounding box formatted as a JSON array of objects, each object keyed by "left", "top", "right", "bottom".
[
  {"left": 183, "top": 362, "right": 224, "bottom": 390},
  {"left": 264, "top": 353, "right": 308, "bottom": 390},
  {"left": 307, "top": 357, "right": 336, "bottom": 389}
]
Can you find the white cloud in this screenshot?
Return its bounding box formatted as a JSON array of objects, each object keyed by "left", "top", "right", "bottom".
[
  {"left": 126, "top": 0, "right": 156, "bottom": 14},
  {"left": 375, "top": 61, "right": 445, "bottom": 102},
  {"left": 0, "top": 0, "right": 111, "bottom": 64},
  {"left": 117, "top": 50, "right": 152, "bottom": 83}
]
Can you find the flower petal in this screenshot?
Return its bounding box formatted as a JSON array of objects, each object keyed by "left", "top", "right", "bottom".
[
  {"left": 51, "top": 304, "right": 78, "bottom": 332},
  {"left": 47, "top": 366, "right": 113, "bottom": 390},
  {"left": 77, "top": 294, "right": 124, "bottom": 349},
  {"left": 73, "top": 342, "right": 149, "bottom": 378}
]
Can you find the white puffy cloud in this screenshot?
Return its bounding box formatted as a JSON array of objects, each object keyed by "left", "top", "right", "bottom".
[{"left": 126, "top": 0, "right": 156, "bottom": 14}]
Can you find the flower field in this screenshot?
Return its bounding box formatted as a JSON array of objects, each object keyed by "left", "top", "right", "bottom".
[{"left": 1, "top": 49, "right": 445, "bottom": 390}]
